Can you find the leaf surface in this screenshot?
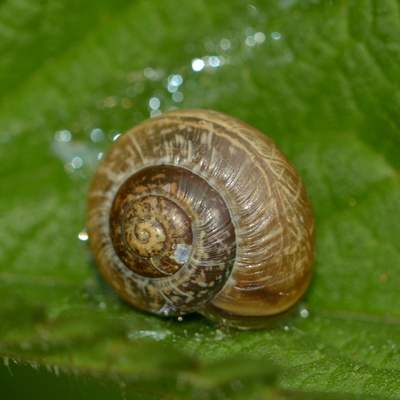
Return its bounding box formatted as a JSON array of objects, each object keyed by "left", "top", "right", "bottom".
[{"left": 1, "top": 0, "right": 400, "bottom": 398}]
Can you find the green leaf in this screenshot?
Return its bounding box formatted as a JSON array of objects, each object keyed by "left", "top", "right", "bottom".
[{"left": 1, "top": 0, "right": 400, "bottom": 399}]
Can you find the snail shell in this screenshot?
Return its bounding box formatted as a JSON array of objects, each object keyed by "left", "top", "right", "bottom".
[{"left": 87, "top": 109, "right": 315, "bottom": 329}]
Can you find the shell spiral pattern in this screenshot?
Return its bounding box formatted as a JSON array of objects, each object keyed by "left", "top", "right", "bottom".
[{"left": 87, "top": 109, "right": 315, "bottom": 329}]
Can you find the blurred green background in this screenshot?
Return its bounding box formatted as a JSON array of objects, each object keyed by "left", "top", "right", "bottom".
[{"left": 1, "top": 0, "right": 400, "bottom": 399}]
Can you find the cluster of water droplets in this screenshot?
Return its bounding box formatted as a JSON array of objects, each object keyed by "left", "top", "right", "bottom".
[{"left": 51, "top": 4, "right": 282, "bottom": 186}]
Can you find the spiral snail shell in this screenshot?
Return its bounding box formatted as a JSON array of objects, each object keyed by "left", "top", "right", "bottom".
[{"left": 87, "top": 109, "right": 315, "bottom": 329}]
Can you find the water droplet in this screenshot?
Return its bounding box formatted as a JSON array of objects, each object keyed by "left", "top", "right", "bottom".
[
  {"left": 172, "top": 92, "right": 184, "bottom": 102},
  {"left": 144, "top": 67, "right": 155, "bottom": 78},
  {"left": 300, "top": 308, "right": 309, "bottom": 318},
  {"left": 254, "top": 32, "right": 266, "bottom": 43},
  {"left": 54, "top": 130, "right": 71, "bottom": 142},
  {"left": 245, "top": 36, "right": 257, "bottom": 47},
  {"left": 149, "top": 97, "right": 161, "bottom": 110},
  {"left": 169, "top": 74, "right": 183, "bottom": 86},
  {"left": 121, "top": 98, "right": 132, "bottom": 108},
  {"left": 90, "top": 128, "right": 104, "bottom": 142},
  {"left": 220, "top": 38, "right": 231, "bottom": 51},
  {"left": 245, "top": 27, "right": 255, "bottom": 36},
  {"left": 64, "top": 162, "right": 74, "bottom": 173},
  {"left": 151, "top": 109, "right": 162, "bottom": 118},
  {"left": 167, "top": 82, "right": 178, "bottom": 93},
  {"left": 192, "top": 58, "right": 205, "bottom": 72},
  {"left": 105, "top": 96, "right": 118, "bottom": 107},
  {"left": 128, "top": 329, "right": 172, "bottom": 341},
  {"left": 78, "top": 229, "right": 89, "bottom": 241},
  {"left": 209, "top": 56, "right": 220, "bottom": 67},
  {"left": 71, "top": 156, "right": 83, "bottom": 169},
  {"left": 271, "top": 32, "right": 282, "bottom": 40}
]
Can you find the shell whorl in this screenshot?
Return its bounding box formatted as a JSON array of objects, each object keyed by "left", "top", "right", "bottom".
[{"left": 87, "top": 109, "right": 315, "bottom": 328}]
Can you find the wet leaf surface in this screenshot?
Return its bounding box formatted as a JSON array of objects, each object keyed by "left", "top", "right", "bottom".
[{"left": 1, "top": 0, "right": 400, "bottom": 398}]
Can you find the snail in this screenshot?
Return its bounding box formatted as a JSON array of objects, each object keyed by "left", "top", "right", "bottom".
[{"left": 87, "top": 109, "right": 315, "bottom": 329}]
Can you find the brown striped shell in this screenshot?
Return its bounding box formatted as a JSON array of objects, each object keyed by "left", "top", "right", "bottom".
[{"left": 87, "top": 109, "right": 315, "bottom": 329}]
